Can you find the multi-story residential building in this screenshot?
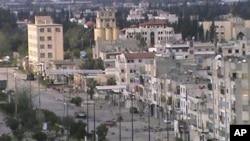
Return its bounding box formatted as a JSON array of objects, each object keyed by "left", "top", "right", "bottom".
[
  {"left": 94, "top": 10, "right": 119, "bottom": 41},
  {"left": 124, "top": 20, "right": 181, "bottom": 47},
  {"left": 148, "top": 12, "right": 178, "bottom": 24},
  {"left": 200, "top": 17, "right": 250, "bottom": 41},
  {"left": 93, "top": 39, "right": 140, "bottom": 76},
  {"left": 218, "top": 40, "right": 250, "bottom": 57},
  {"left": 115, "top": 52, "right": 155, "bottom": 89},
  {"left": 28, "top": 16, "right": 64, "bottom": 72},
  {"left": 204, "top": 55, "right": 250, "bottom": 141}
]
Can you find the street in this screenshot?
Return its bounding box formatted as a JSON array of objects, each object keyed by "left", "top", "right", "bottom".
[{"left": 0, "top": 67, "right": 175, "bottom": 141}]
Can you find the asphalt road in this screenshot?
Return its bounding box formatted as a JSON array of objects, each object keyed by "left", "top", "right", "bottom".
[{"left": 0, "top": 68, "right": 176, "bottom": 141}]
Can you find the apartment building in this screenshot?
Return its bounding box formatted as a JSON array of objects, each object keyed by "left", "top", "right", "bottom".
[
  {"left": 218, "top": 40, "right": 250, "bottom": 57},
  {"left": 93, "top": 39, "right": 140, "bottom": 76},
  {"left": 203, "top": 55, "right": 250, "bottom": 141},
  {"left": 124, "top": 20, "right": 181, "bottom": 47},
  {"left": 28, "top": 16, "right": 64, "bottom": 72},
  {"left": 200, "top": 17, "right": 250, "bottom": 41},
  {"left": 94, "top": 10, "right": 119, "bottom": 41},
  {"left": 115, "top": 52, "right": 155, "bottom": 90}
]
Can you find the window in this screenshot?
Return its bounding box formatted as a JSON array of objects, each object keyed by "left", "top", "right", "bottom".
[
  {"left": 228, "top": 49, "right": 232, "bottom": 53},
  {"left": 48, "top": 53, "right": 53, "bottom": 58},
  {"left": 121, "top": 69, "right": 125, "bottom": 73},
  {"left": 121, "top": 78, "right": 125, "bottom": 82},
  {"left": 40, "top": 53, "right": 45, "bottom": 58},
  {"left": 40, "top": 44, "right": 45, "bottom": 49},
  {"left": 130, "top": 79, "right": 134, "bottom": 83},
  {"left": 56, "top": 28, "right": 61, "bottom": 32},
  {"left": 139, "top": 59, "right": 142, "bottom": 62},
  {"left": 130, "top": 69, "right": 133, "bottom": 73},
  {"left": 47, "top": 36, "right": 52, "bottom": 41},
  {"left": 40, "top": 28, "right": 44, "bottom": 32},
  {"left": 39, "top": 36, "right": 45, "bottom": 41},
  {"left": 235, "top": 49, "right": 239, "bottom": 53},
  {"left": 131, "top": 60, "right": 134, "bottom": 63},
  {"left": 48, "top": 44, "right": 52, "bottom": 49},
  {"left": 47, "top": 28, "right": 52, "bottom": 32}
]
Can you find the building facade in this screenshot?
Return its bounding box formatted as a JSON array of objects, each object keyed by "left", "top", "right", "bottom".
[
  {"left": 28, "top": 16, "right": 64, "bottom": 71},
  {"left": 94, "top": 10, "right": 119, "bottom": 41}
]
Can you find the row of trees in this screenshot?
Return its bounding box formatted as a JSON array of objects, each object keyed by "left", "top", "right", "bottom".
[
  {"left": 0, "top": 9, "right": 27, "bottom": 58},
  {"left": 0, "top": 88, "right": 108, "bottom": 141}
]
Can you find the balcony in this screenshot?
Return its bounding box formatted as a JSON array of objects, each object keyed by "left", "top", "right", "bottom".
[
  {"left": 207, "top": 71, "right": 212, "bottom": 76},
  {"left": 208, "top": 83, "right": 212, "bottom": 91},
  {"left": 217, "top": 67, "right": 224, "bottom": 78},
  {"left": 220, "top": 87, "right": 225, "bottom": 95}
]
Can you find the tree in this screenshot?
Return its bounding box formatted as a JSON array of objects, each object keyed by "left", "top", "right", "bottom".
[
  {"left": 70, "top": 97, "right": 82, "bottom": 107},
  {"left": 0, "top": 133, "right": 11, "bottom": 141},
  {"left": 33, "top": 132, "right": 48, "bottom": 141},
  {"left": 87, "top": 78, "right": 97, "bottom": 100},
  {"left": 107, "top": 77, "right": 116, "bottom": 85},
  {"left": 96, "top": 124, "right": 108, "bottom": 141},
  {"left": 6, "top": 117, "right": 19, "bottom": 131},
  {"left": 135, "top": 33, "right": 147, "bottom": 49},
  {"left": 209, "top": 20, "right": 216, "bottom": 42},
  {"left": 70, "top": 120, "right": 88, "bottom": 140}
]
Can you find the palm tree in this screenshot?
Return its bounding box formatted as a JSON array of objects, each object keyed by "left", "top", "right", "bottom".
[{"left": 87, "top": 78, "right": 97, "bottom": 100}]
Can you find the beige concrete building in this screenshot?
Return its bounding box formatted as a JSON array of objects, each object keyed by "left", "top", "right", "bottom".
[
  {"left": 94, "top": 10, "right": 119, "bottom": 41},
  {"left": 200, "top": 17, "right": 250, "bottom": 41},
  {"left": 28, "top": 16, "right": 64, "bottom": 71}
]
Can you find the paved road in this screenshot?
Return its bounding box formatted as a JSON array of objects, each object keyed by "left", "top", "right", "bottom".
[{"left": 0, "top": 68, "right": 176, "bottom": 140}]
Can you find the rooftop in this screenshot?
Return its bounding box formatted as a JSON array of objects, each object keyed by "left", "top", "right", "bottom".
[
  {"left": 139, "top": 20, "right": 166, "bottom": 26},
  {"left": 124, "top": 52, "right": 155, "bottom": 59}
]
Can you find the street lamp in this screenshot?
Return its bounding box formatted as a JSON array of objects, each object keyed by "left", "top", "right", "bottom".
[
  {"left": 118, "top": 88, "right": 122, "bottom": 141},
  {"left": 14, "top": 69, "right": 17, "bottom": 117},
  {"left": 131, "top": 89, "right": 135, "bottom": 141}
]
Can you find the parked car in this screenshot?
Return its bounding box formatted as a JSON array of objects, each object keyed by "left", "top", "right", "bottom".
[
  {"left": 104, "top": 120, "right": 116, "bottom": 127},
  {"left": 26, "top": 73, "right": 35, "bottom": 81},
  {"left": 129, "top": 107, "right": 139, "bottom": 114},
  {"left": 75, "top": 112, "right": 87, "bottom": 119}
]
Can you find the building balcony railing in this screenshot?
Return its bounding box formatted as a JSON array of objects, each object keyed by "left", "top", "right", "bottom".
[
  {"left": 220, "top": 87, "right": 225, "bottom": 95},
  {"left": 208, "top": 83, "right": 212, "bottom": 91}
]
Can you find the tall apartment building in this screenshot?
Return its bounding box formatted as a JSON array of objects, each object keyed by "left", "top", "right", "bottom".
[
  {"left": 205, "top": 55, "right": 250, "bottom": 141},
  {"left": 94, "top": 10, "right": 119, "bottom": 41},
  {"left": 28, "top": 16, "right": 64, "bottom": 71}
]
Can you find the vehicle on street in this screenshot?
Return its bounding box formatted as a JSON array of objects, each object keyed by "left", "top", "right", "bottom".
[
  {"left": 104, "top": 120, "right": 116, "bottom": 127},
  {"left": 129, "top": 107, "right": 139, "bottom": 114},
  {"left": 75, "top": 112, "right": 87, "bottom": 119}
]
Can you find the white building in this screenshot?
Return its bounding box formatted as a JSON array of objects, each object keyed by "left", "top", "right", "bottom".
[
  {"left": 124, "top": 20, "right": 179, "bottom": 47},
  {"left": 115, "top": 52, "right": 155, "bottom": 89}
]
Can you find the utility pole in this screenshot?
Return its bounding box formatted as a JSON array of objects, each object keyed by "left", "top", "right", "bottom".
[
  {"left": 93, "top": 99, "right": 96, "bottom": 141},
  {"left": 131, "top": 93, "right": 134, "bottom": 141},
  {"left": 30, "top": 79, "right": 32, "bottom": 108},
  {"left": 14, "top": 70, "right": 17, "bottom": 117},
  {"left": 66, "top": 102, "right": 69, "bottom": 141},
  {"left": 85, "top": 74, "right": 89, "bottom": 133},
  {"left": 119, "top": 89, "right": 122, "bottom": 141}
]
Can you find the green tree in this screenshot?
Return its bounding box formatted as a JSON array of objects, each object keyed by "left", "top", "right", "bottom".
[
  {"left": 209, "top": 20, "right": 216, "bottom": 42},
  {"left": 70, "top": 120, "right": 88, "bottom": 140},
  {"left": 6, "top": 117, "right": 19, "bottom": 131},
  {"left": 70, "top": 97, "right": 82, "bottom": 107},
  {"left": 87, "top": 78, "right": 97, "bottom": 100},
  {"left": 0, "top": 133, "right": 11, "bottom": 141},
  {"left": 107, "top": 77, "right": 116, "bottom": 85},
  {"left": 96, "top": 124, "right": 108, "bottom": 141},
  {"left": 135, "top": 33, "right": 147, "bottom": 49},
  {"left": 33, "top": 131, "right": 48, "bottom": 141}
]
